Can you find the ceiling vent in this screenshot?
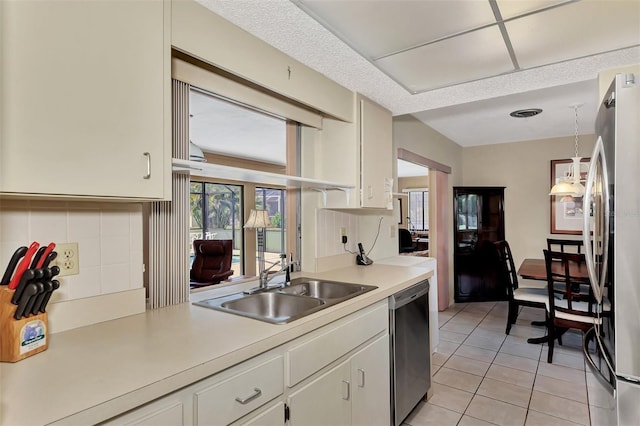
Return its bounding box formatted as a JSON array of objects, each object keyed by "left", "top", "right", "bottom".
[{"left": 509, "top": 108, "right": 543, "bottom": 118}]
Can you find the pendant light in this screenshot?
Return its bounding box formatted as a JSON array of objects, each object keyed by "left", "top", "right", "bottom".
[{"left": 550, "top": 105, "right": 586, "bottom": 198}]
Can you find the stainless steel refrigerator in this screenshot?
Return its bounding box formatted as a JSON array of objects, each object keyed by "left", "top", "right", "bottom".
[{"left": 583, "top": 73, "right": 640, "bottom": 426}]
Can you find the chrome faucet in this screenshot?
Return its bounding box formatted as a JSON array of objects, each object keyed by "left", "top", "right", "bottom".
[
  {"left": 245, "top": 254, "right": 299, "bottom": 295},
  {"left": 259, "top": 259, "right": 285, "bottom": 288}
]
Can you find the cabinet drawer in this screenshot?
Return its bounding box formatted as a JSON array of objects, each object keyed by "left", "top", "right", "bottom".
[
  {"left": 194, "top": 356, "right": 284, "bottom": 425},
  {"left": 286, "top": 301, "right": 388, "bottom": 387}
]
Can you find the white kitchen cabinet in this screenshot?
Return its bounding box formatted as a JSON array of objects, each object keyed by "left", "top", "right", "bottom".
[
  {"left": 288, "top": 360, "right": 352, "bottom": 426},
  {"left": 102, "top": 398, "right": 184, "bottom": 426},
  {"left": 0, "top": 0, "right": 171, "bottom": 200},
  {"left": 359, "top": 98, "right": 393, "bottom": 209},
  {"left": 351, "top": 335, "right": 390, "bottom": 426},
  {"left": 102, "top": 301, "right": 389, "bottom": 426},
  {"left": 287, "top": 335, "right": 390, "bottom": 426},
  {"left": 124, "top": 402, "right": 184, "bottom": 426},
  {"left": 318, "top": 95, "right": 393, "bottom": 209},
  {"left": 193, "top": 356, "right": 284, "bottom": 425},
  {"left": 238, "top": 401, "right": 286, "bottom": 426}
]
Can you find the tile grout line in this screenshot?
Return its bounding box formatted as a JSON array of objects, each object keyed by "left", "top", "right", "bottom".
[{"left": 444, "top": 303, "right": 590, "bottom": 426}]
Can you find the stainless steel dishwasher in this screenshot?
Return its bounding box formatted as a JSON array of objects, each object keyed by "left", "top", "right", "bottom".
[{"left": 389, "top": 279, "right": 430, "bottom": 426}]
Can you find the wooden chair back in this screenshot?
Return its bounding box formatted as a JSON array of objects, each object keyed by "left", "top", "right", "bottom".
[
  {"left": 546, "top": 238, "right": 584, "bottom": 254},
  {"left": 543, "top": 249, "right": 595, "bottom": 322},
  {"left": 494, "top": 240, "right": 519, "bottom": 294}
]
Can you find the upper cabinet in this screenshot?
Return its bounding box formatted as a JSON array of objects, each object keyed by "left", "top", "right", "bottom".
[
  {"left": 359, "top": 97, "right": 393, "bottom": 209},
  {"left": 318, "top": 95, "right": 393, "bottom": 210},
  {"left": 0, "top": 0, "right": 171, "bottom": 200}
]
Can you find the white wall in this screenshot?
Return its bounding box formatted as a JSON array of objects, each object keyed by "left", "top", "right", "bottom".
[
  {"left": 393, "top": 114, "right": 463, "bottom": 304},
  {"left": 0, "top": 200, "right": 145, "bottom": 332},
  {"left": 316, "top": 209, "right": 360, "bottom": 257},
  {"left": 461, "top": 134, "right": 596, "bottom": 268}
]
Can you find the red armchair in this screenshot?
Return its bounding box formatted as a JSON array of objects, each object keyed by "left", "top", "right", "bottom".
[{"left": 190, "top": 239, "right": 234, "bottom": 284}]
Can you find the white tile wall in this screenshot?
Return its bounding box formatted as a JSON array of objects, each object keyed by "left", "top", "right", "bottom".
[
  {"left": 0, "top": 200, "right": 144, "bottom": 304},
  {"left": 316, "top": 209, "right": 359, "bottom": 257}
]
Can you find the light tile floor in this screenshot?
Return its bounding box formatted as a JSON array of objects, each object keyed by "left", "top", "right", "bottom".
[{"left": 403, "top": 301, "right": 616, "bottom": 426}]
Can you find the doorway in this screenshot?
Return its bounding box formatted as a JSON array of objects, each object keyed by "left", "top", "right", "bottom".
[{"left": 397, "top": 148, "right": 451, "bottom": 311}]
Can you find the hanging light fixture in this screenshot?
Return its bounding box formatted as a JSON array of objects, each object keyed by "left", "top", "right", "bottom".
[{"left": 550, "top": 105, "right": 586, "bottom": 198}]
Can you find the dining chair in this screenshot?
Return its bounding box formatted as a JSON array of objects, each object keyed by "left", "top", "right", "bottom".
[
  {"left": 546, "top": 238, "right": 584, "bottom": 254},
  {"left": 399, "top": 228, "right": 416, "bottom": 253},
  {"left": 543, "top": 249, "right": 609, "bottom": 363},
  {"left": 494, "top": 240, "right": 548, "bottom": 335}
]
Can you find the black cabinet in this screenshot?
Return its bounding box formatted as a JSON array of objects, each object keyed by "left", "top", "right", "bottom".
[{"left": 453, "top": 187, "right": 507, "bottom": 303}]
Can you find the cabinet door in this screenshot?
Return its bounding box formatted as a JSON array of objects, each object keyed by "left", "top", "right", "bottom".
[
  {"left": 288, "top": 361, "right": 351, "bottom": 426},
  {"left": 351, "top": 335, "right": 390, "bottom": 426},
  {"left": 102, "top": 400, "right": 184, "bottom": 426},
  {"left": 239, "top": 401, "right": 285, "bottom": 426},
  {"left": 0, "top": 0, "right": 170, "bottom": 199},
  {"left": 453, "top": 187, "right": 506, "bottom": 302},
  {"left": 360, "top": 97, "right": 392, "bottom": 208}
]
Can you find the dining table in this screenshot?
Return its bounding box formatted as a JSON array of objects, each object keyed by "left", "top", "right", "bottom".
[
  {"left": 517, "top": 257, "right": 590, "bottom": 344},
  {"left": 517, "top": 258, "right": 589, "bottom": 282}
]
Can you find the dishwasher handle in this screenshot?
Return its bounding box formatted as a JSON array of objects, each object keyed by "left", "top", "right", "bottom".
[{"left": 389, "top": 280, "right": 429, "bottom": 310}]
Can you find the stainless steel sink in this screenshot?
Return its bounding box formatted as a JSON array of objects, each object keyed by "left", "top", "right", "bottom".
[
  {"left": 194, "top": 278, "right": 377, "bottom": 324},
  {"left": 277, "top": 279, "right": 376, "bottom": 300}
]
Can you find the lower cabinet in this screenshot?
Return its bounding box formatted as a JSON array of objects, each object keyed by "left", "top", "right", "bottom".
[
  {"left": 288, "top": 335, "right": 390, "bottom": 426},
  {"left": 240, "top": 401, "right": 286, "bottom": 426},
  {"left": 350, "top": 336, "right": 390, "bottom": 426},
  {"left": 104, "top": 300, "right": 390, "bottom": 426}
]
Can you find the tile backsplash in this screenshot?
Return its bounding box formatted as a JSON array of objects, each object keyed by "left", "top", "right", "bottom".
[
  {"left": 316, "top": 209, "right": 359, "bottom": 258},
  {"left": 0, "top": 200, "right": 143, "bottom": 304}
]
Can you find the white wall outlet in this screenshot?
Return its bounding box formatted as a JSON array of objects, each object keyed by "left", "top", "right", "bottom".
[
  {"left": 389, "top": 225, "right": 396, "bottom": 237},
  {"left": 54, "top": 242, "right": 79, "bottom": 277}
]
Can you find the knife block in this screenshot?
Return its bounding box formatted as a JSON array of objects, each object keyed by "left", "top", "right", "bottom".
[{"left": 0, "top": 288, "right": 49, "bottom": 362}]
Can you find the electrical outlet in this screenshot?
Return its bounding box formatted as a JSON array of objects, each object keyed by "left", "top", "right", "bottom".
[
  {"left": 54, "top": 242, "right": 79, "bottom": 277},
  {"left": 389, "top": 225, "right": 396, "bottom": 237}
]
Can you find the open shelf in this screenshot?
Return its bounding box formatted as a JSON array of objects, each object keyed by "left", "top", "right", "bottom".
[{"left": 172, "top": 158, "right": 354, "bottom": 206}]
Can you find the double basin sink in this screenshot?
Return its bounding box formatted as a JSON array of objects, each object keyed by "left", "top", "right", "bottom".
[{"left": 194, "top": 278, "right": 377, "bottom": 324}]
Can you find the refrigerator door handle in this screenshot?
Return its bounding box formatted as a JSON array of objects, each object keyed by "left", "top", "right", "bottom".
[
  {"left": 583, "top": 327, "right": 615, "bottom": 396},
  {"left": 583, "top": 136, "right": 610, "bottom": 304}
]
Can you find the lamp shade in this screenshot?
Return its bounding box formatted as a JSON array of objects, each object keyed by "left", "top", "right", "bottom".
[
  {"left": 189, "top": 141, "right": 206, "bottom": 162},
  {"left": 244, "top": 209, "right": 271, "bottom": 229},
  {"left": 550, "top": 181, "right": 585, "bottom": 197},
  {"left": 549, "top": 157, "right": 586, "bottom": 197}
]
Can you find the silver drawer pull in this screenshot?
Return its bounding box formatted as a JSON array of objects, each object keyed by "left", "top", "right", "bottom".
[
  {"left": 143, "top": 152, "right": 151, "bottom": 179},
  {"left": 358, "top": 368, "right": 365, "bottom": 387},
  {"left": 235, "top": 388, "right": 262, "bottom": 405},
  {"left": 342, "top": 380, "right": 350, "bottom": 400}
]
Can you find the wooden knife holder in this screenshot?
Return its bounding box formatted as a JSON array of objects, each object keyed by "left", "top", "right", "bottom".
[{"left": 0, "top": 287, "right": 49, "bottom": 362}]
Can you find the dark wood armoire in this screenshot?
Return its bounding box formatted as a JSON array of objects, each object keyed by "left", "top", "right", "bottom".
[{"left": 453, "top": 187, "right": 507, "bottom": 303}]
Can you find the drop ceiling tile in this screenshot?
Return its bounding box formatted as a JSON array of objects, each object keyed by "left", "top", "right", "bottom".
[
  {"left": 297, "top": 0, "right": 496, "bottom": 59},
  {"left": 507, "top": 1, "right": 640, "bottom": 69},
  {"left": 496, "top": 0, "right": 570, "bottom": 20},
  {"left": 374, "top": 25, "right": 514, "bottom": 93}
]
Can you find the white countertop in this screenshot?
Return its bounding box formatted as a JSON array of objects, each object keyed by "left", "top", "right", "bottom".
[{"left": 0, "top": 261, "right": 432, "bottom": 425}]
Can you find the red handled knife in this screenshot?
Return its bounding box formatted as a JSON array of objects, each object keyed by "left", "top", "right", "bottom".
[
  {"left": 35, "top": 242, "right": 56, "bottom": 269},
  {"left": 8, "top": 241, "right": 39, "bottom": 290}
]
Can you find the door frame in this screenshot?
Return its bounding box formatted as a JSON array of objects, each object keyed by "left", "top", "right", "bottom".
[{"left": 397, "top": 148, "right": 451, "bottom": 310}]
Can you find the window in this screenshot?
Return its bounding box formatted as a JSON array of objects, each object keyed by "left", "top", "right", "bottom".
[
  {"left": 457, "top": 194, "right": 478, "bottom": 231},
  {"left": 185, "top": 79, "right": 303, "bottom": 287},
  {"left": 190, "top": 182, "right": 243, "bottom": 276},
  {"left": 408, "top": 191, "right": 429, "bottom": 232}
]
